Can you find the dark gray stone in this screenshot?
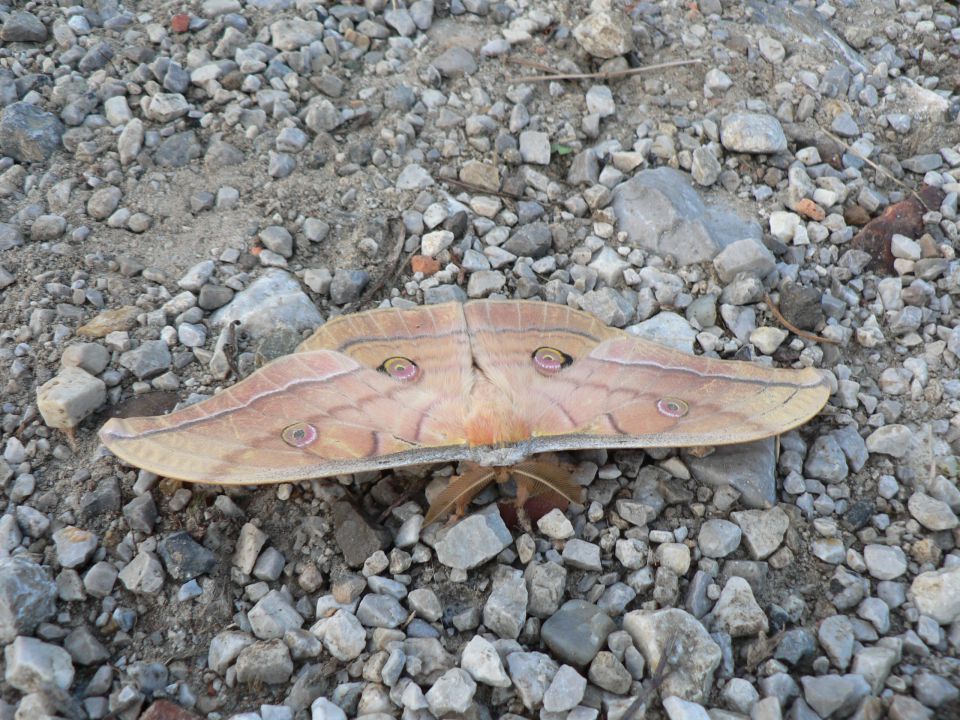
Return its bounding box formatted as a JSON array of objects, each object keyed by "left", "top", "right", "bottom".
[
  {"left": 0, "top": 102, "right": 64, "bottom": 162},
  {"left": 502, "top": 222, "right": 552, "bottom": 258},
  {"left": 157, "top": 532, "right": 217, "bottom": 581},
  {"left": 0, "top": 557, "right": 58, "bottom": 643},
  {"left": 329, "top": 268, "right": 370, "bottom": 305},
  {"left": 541, "top": 600, "right": 615, "bottom": 668},
  {"left": 155, "top": 131, "right": 202, "bottom": 167}
]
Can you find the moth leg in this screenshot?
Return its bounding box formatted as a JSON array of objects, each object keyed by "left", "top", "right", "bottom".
[
  {"left": 687, "top": 445, "right": 715, "bottom": 459},
  {"left": 63, "top": 426, "right": 77, "bottom": 451},
  {"left": 424, "top": 466, "right": 497, "bottom": 526}
]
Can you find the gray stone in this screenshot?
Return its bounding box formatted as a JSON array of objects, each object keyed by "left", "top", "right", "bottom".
[
  {"left": 435, "top": 508, "right": 512, "bottom": 570},
  {"left": 52, "top": 526, "right": 98, "bottom": 569},
  {"left": 460, "top": 635, "right": 510, "bottom": 687},
  {"left": 329, "top": 268, "right": 370, "bottom": 305},
  {"left": 910, "top": 566, "right": 960, "bottom": 624},
  {"left": 425, "top": 668, "right": 476, "bottom": 716},
  {"left": 624, "top": 608, "right": 721, "bottom": 702},
  {"left": 208, "top": 630, "right": 255, "bottom": 674},
  {"left": 804, "top": 434, "right": 849, "bottom": 483},
  {"left": 913, "top": 671, "right": 960, "bottom": 708},
  {"left": 1, "top": 11, "right": 47, "bottom": 41},
  {"left": 709, "top": 576, "right": 768, "bottom": 637},
  {"left": 908, "top": 492, "right": 958, "bottom": 531},
  {"left": 64, "top": 626, "right": 109, "bottom": 665},
  {"left": 863, "top": 544, "right": 907, "bottom": 580},
  {"left": 0, "top": 102, "right": 64, "bottom": 162},
  {"left": 685, "top": 439, "right": 777, "bottom": 509},
  {"left": 155, "top": 130, "right": 202, "bottom": 167},
  {"left": 483, "top": 569, "right": 527, "bottom": 639},
  {"left": 588, "top": 650, "right": 631, "bottom": 694},
  {"left": 541, "top": 600, "right": 615, "bottom": 668},
  {"left": 506, "top": 651, "right": 558, "bottom": 710},
  {"left": 519, "top": 130, "right": 551, "bottom": 164},
  {"left": 4, "top": 637, "right": 74, "bottom": 692},
  {"left": 356, "top": 593, "right": 407, "bottom": 628},
  {"left": 36, "top": 367, "right": 106, "bottom": 431},
  {"left": 0, "top": 223, "right": 23, "bottom": 251},
  {"left": 61, "top": 343, "right": 109, "bottom": 375},
  {"left": 260, "top": 225, "right": 294, "bottom": 258},
  {"left": 211, "top": 269, "right": 323, "bottom": 340},
  {"left": 719, "top": 113, "right": 787, "bottom": 153},
  {"left": 902, "top": 153, "right": 943, "bottom": 174},
  {"left": 233, "top": 522, "right": 268, "bottom": 575},
  {"left": 119, "top": 340, "right": 172, "bottom": 380},
  {"left": 123, "top": 493, "right": 158, "bottom": 533},
  {"left": 0, "top": 557, "right": 57, "bottom": 643},
  {"left": 249, "top": 590, "right": 304, "bottom": 639},
  {"left": 543, "top": 664, "right": 587, "bottom": 712},
  {"left": 713, "top": 239, "right": 776, "bottom": 283},
  {"left": 800, "top": 674, "right": 870, "bottom": 718},
  {"left": 579, "top": 287, "right": 634, "bottom": 327},
  {"left": 730, "top": 507, "right": 789, "bottom": 560},
  {"left": 82, "top": 561, "right": 118, "bottom": 598},
  {"left": 698, "top": 519, "right": 741, "bottom": 558},
  {"left": 562, "top": 538, "right": 602, "bottom": 571},
  {"left": 331, "top": 502, "right": 388, "bottom": 568},
  {"left": 433, "top": 47, "right": 477, "bottom": 77},
  {"left": 157, "top": 532, "right": 217, "bottom": 580},
  {"left": 774, "top": 628, "right": 817, "bottom": 667},
  {"left": 321, "top": 610, "right": 366, "bottom": 661},
  {"left": 628, "top": 312, "right": 697, "bottom": 353},
  {"left": 662, "top": 697, "right": 711, "bottom": 720},
  {"left": 817, "top": 615, "right": 854, "bottom": 670},
  {"left": 691, "top": 147, "right": 721, "bottom": 186},
  {"left": 525, "top": 561, "right": 567, "bottom": 618},
  {"left": 30, "top": 214, "right": 66, "bottom": 241},
  {"left": 612, "top": 167, "right": 762, "bottom": 265},
  {"left": 573, "top": 11, "right": 633, "bottom": 58},
  {"left": 118, "top": 550, "right": 165, "bottom": 594},
  {"left": 865, "top": 424, "right": 912, "bottom": 457},
  {"left": 87, "top": 186, "right": 122, "bottom": 220},
  {"left": 235, "top": 639, "right": 294, "bottom": 684},
  {"left": 503, "top": 222, "right": 552, "bottom": 258}
]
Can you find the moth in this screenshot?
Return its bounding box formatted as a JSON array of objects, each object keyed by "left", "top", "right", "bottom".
[{"left": 99, "top": 300, "right": 831, "bottom": 524}]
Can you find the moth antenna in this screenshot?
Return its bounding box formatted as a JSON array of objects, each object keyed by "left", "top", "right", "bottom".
[
  {"left": 511, "top": 461, "right": 583, "bottom": 506},
  {"left": 424, "top": 467, "right": 498, "bottom": 525}
]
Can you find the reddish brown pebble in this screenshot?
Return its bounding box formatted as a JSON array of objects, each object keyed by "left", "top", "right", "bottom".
[
  {"left": 140, "top": 700, "right": 202, "bottom": 720},
  {"left": 851, "top": 185, "right": 945, "bottom": 274},
  {"left": 794, "top": 198, "right": 826, "bottom": 221},
  {"left": 171, "top": 13, "right": 190, "bottom": 33},
  {"left": 411, "top": 255, "right": 441, "bottom": 276}
]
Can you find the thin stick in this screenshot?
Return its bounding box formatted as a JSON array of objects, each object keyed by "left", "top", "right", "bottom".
[
  {"left": 508, "top": 58, "right": 702, "bottom": 83},
  {"left": 623, "top": 630, "right": 681, "bottom": 719},
  {"left": 819, "top": 127, "right": 929, "bottom": 208},
  {"left": 764, "top": 293, "right": 840, "bottom": 345},
  {"left": 507, "top": 56, "right": 566, "bottom": 75},
  {"left": 346, "top": 220, "right": 408, "bottom": 312},
  {"left": 439, "top": 176, "right": 523, "bottom": 201}
]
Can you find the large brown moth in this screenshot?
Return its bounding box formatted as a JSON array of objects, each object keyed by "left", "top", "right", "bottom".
[{"left": 99, "top": 300, "right": 831, "bottom": 524}]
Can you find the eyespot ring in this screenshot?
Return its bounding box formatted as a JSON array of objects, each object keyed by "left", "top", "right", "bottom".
[
  {"left": 379, "top": 356, "right": 420, "bottom": 382},
  {"left": 656, "top": 398, "right": 689, "bottom": 418},
  {"left": 282, "top": 422, "right": 318, "bottom": 448},
  {"left": 532, "top": 346, "right": 573, "bottom": 375}
]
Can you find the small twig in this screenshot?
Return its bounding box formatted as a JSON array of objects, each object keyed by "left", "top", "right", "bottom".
[
  {"left": 819, "top": 127, "right": 929, "bottom": 209},
  {"left": 764, "top": 293, "right": 841, "bottom": 345},
  {"left": 507, "top": 56, "right": 566, "bottom": 75},
  {"left": 508, "top": 58, "right": 703, "bottom": 83},
  {"left": 346, "top": 220, "right": 408, "bottom": 312},
  {"left": 439, "top": 176, "right": 523, "bottom": 201}
]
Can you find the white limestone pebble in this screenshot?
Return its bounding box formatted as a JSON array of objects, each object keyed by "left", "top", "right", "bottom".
[{"left": 36, "top": 367, "right": 106, "bottom": 431}]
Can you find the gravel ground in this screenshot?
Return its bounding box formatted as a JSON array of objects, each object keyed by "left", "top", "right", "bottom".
[{"left": 1, "top": 0, "right": 960, "bottom": 719}]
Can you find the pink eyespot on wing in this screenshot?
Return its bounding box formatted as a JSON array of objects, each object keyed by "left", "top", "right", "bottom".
[
  {"left": 656, "top": 398, "right": 689, "bottom": 418},
  {"left": 281, "top": 422, "right": 318, "bottom": 448},
  {"left": 532, "top": 346, "right": 573, "bottom": 376},
  {"left": 379, "top": 356, "right": 420, "bottom": 382}
]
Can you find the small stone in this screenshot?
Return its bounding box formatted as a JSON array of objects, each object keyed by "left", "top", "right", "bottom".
[
  {"left": 662, "top": 697, "right": 711, "bottom": 720},
  {"left": 0, "top": 102, "right": 64, "bottom": 162},
  {"left": 321, "top": 610, "right": 366, "bottom": 661},
  {"left": 865, "top": 424, "right": 912, "bottom": 457},
  {"left": 562, "top": 539, "right": 602, "bottom": 571},
  {"left": 234, "top": 523, "right": 268, "bottom": 575},
  {"left": 118, "top": 551, "right": 165, "bottom": 594},
  {"left": 519, "top": 131, "right": 551, "bottom": 165},
  {"left": 249, "top": 590, "right": 304, "bottom": 640},
  {"left": 425, "top": 668, "right": 476, "bottom": 716},
  {"left": 1, "top": 11, "right": 47, "bottom": 42},
  {"left": 713, "top": 239, "right": 776, "bottom": 283},
  {"left": 573, "top": 11, "right": 633, "bottom": 59},
  {"left": 37, "top": 367, "right": 106, "bottom": 431},
  {"left": 329, "top": 269, "right": 370, "bottom": 305},
  {"left": 506, "top": 651, "right": 559, "bottom": 710},
  {"left": 540, "top": 599, "right": 615, "bottom": 668},
  {"left": 52, "top": 526, "right": 98, "bottom": 569},
  {"left": 433, "top": 47, "right": 477, "bottom": 77},
  {"left": 0, "top": 557, "right": 57, "bottom": 643},
  {"left": 537, "top": 508, "right": 575, "bottom": 539},
  {"left": 862, "top": 544, "right": 907, "bottom": 580},
  {"left": 460, "top": 635, "right": 510, "bottom": 687},
  {"left": 208, "top": 631, "right": 255, "bottom": 675},
  {"left": 235, "top": 640, "right": 293, "bottom": 685},
  {"left": 4, "top": 637, "right": 74, "bottom": 693},
  {"left": 731, "top": 507, "right": 789, "bottom": 560},
  {"left": 710, "top": 576, "right": 768, "bottom": 637},
  {"left": 908, "top": 492, "right": 958, "bottom": 531},
  {"left": 120, "top": 340, "right": 172, "bottom": 380},
  {"left": 396, "top": 164, "right": 434, "bottom": 190},
  {"left": 543, "top": 664, "right": 587, "bottom": 712},
  {"left": 157, "top": 532, "right": 217, "bottom": 581},
  {"left": 698, "top": 519, "right": 741, "bottom": 558},
  {"left": 64, "top": 626, "right": 110, "bottom": 666},
  {"left": 588, "top": 650, "right": 632, "bottom": 694},
  {"left": 356, "top": 593, "right": 407, "bottom": 628},
  {"left": 818, "top": 615, "right": 855, "bottom": 670},
  {"left": 421, "top": 230, "right": 454, "bottom": 257},
  {"left": 435, "top": 509, "right": 512, "bottom": 570},
  {"left": 720, "top": 113, "right": 787, "bottom": 154},
  {"left": 749, "top": 327, "right": 789, "bottom": 354},
  {"left": 123, "top": 494, "right": 158, "bottom": 533},
  {"left": 87, "top": 186, "right": 122, "bottom": 220},
  {"left": 911, "top": 566, "right": 960, "bottom": 624},
  {"left": 483, "top": 570, "right": 527, "bottom": 639}
]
